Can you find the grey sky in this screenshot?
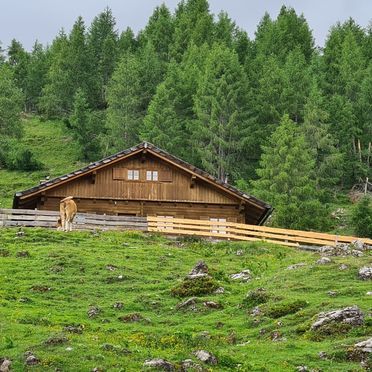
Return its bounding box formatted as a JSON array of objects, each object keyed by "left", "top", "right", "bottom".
[{"left": 1, "top": 0, "right": 371, "bottom": 50}]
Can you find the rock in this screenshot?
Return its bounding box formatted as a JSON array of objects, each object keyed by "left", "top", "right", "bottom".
[
  {"left": 251, "top": 306, "right": 261, "bottom": 317},
  {"left": 350, "top": 240, "right": 366, "bottom": 251},
  {"left": 271, "top": 331, "right": 285, "bottom": 342},
  {"left": 176, "top": 297, "right": 198, "bottom": 311},
  {"left": 366, "top": 292, "right": 372, "bottom": 296},
  {"left": 106, "top": 264, "right": 117, "bottom": 271},
  {"left": 203, "top": 301, "right": 222, "bottom": 309},
  {"left": 230, "top": 269, "right": 252, "bottom": 282},
  {"left": 286, "top": 263, "right": 306, "bottom": 270},
  {"left": 180, "top": 359, "right": 202, "bottom": 371},
  {"left": 236, "top": 249, "right": 244, "bottom": 256},
  {"left": 318, "top": 351, "right": 328, "bottom": 359},
  {"left": 339, "top": 264, "right": 349, "bottom": 270},
  {"left": 316, "top": 257, "right": 332, "bottom": 265},
  {"left": 354, "top": 338, "right": 372, "bottom": 353},
  {"left": 118, "top": 313, "right": 144, "bottom": 323},
  {"left": 351, "top": 250, "right": 364, "bottom": 257},
  {"left": 348, "top": 338, "right": 372, "bottom": 363},
  {"left": 311, "top": 306, "right": 364, "bottom": 330},
  {"left": 63, "top": 324, "right": 84, "bottom": 334},
  {"left": 0, "top": 358, "right": 11, "bottom": 372},
  {"left": 87, "top": 306, "right": 101, "bottom": 318},
  {"left": 358, "top": 266, "right": 372, "bottom": 280},
  {"left": 24, "top": 351, "right": 39, "bottom": 365},
  {"left": 19, "top": 297, "right": 31, "bottom": 303},
  {"left": 30, "top": 285, "right": 51, "bottom": 292},
  {"left": 143, "top": 358, "right": 174, "bottom": 371},
  {"left": 296, "top": 366, "right": 308, "bottom": 372},
  {"left": 327, "top": 291, "right": 338, "bottom": 297},
  {"left": 113, "top": 302, "right": 124, "bottom": 310},
  {"left": 187, "top": 261, "right": 209, "bottom": 279},
  {"left": 44, "top": 335, "right": 68, "bottom": 345},
  {"left": 16, "top": 230, "right": 25, "bottom": 237},
  {"left": 16, "top": 251, "right": 30, "bottom": 258},
  {"left": 214, "top": 287, "right": 225, "bottom": 294},
  {"left": 65, "top": 347, "right": 73, "bottom": 351},
  {"left": 193, "top": 350, "right": 217, "bottom": 365}
]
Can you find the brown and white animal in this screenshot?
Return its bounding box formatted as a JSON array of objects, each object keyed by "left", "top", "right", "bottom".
[{"left": 57, "top": 196, "right": 77, "bottom": 232}]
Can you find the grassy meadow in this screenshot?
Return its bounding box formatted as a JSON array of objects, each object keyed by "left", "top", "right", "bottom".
[{"left": 0, "top": 228, "right": 371, "bottom": 371}]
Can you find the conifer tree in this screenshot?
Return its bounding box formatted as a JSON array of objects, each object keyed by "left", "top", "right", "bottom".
[
  {"left": 252, "top": 115, "right": 330, "bottom": 230},
  {"left": 70, "top": 89, "right": 101, "bottom": 161},
  {"left": 118, "top": 27, "right": 137, "bottom": 55},
  {"left": 192, "top": 44, "right": 249, "bottom": 181}
]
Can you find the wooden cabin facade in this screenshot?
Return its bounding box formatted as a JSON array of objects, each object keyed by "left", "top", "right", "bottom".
[{"left": 13, "top": 142, "right": 272, "bottom": 225}]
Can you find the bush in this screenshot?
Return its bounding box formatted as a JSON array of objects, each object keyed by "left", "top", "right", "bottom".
[
  {"left": 351, "top": 196, "right": 372, "bottom": 238},
  {"left": 8, "top": 148, "right": 44, "bottom": 171},
  {"left": 171, "top": 276, "right": 219, "bottom": 297},
  {"left": 243, "top": 288, "right": 270, "bottom": 308},
  {"left": 266, "top": 300, "right": 307, "bottom": 318}
]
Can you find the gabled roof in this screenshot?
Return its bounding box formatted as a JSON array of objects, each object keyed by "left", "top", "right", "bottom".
[{"left": 13, "top": 142, "right": 272, "bottom": 223}]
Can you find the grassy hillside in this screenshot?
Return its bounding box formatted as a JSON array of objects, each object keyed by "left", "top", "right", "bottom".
[
  {"left": 0, "top": 228, "right": 370, "bottom": 371},
  {"left": 0, "top": 116, "right": 85, "bottom": 208}
]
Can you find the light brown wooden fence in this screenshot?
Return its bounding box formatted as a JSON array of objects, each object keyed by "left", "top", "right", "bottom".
[
  {"left": 0, "top": 209, "right": 147, "bottom": 231},
  {"left": 147, "top": 216, "right": 372, "bottom": 247}
]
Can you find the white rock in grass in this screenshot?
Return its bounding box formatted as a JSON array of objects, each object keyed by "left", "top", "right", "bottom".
[
  {"left": 316, "top": 257, "right": 332, "bottom": 265},
  {"left": 193, "top": 350, "right": 217, "bottom": 365},
  {"left": 0, "top": 359, "right": 11, "bottom": 372},
  {"left": 358, "top": 266, "right": 372, "bottom": 280},
  {"left": 143, "top": 358, "right": 174, "bottom": 371},
  {"left": 230, "top": 269, "right": 252, "bottom": 282}
]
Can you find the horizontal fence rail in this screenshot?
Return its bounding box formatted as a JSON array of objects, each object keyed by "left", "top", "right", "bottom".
[
  {"left": 147, "top": 216, "right": 372, "bottom": 247},
  {"left": 0, "top": 209, "right": 147, "bottom": 231}
]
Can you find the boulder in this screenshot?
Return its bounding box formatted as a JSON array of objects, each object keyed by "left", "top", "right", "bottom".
[
  {"left": 214, "top": 287, "right": 225, "bottom": 294},
  {"left": 348, "top": 338, "right": 372, "bottom": 363},
  {"left": 0, "top": 359, "right": 11, "bottom": 372},
  {"left": 176, "top": 297, "right": 198, "bottom": 311},
  {"left": 143, "top": 358, "right": 174, "bottom": 371},
  {"left": 63, "top": 324, "right": 84, "bottom": 334},
  {"left": 193, "top": 350, "right": 217, "bottom": 365},
  {"left": 358, "top": 266, "right": 372, "bottom": 280},
  {"left": 87, "top": 306, "right": 101, "bottom": 318},
  {"left": 203, "top": 301, "right": 222, "bottom": 309},
  {"left": 296, "top": 366, "right": 308, "bottom": 372},
  {"left": 318, "top": 351, "right": 328, "bottom": 360},
  {"left": 339, "top": 264, "right": 349, "bottom": 270},
  {"left": 24, "top": 351, "right": 39, "bottom": 366},
  {"left": 327, "top": 291, "right": 338, "bottom": 297},
  {"left": 316, "top": 257, "right": 332, "bottom": 265},
  {"left": 354, "top": 338, "right": 372, "bottom": 353},
  {"left": 118, "top": 313, "right": 144, "bottom": 323},
  {"left": 350, "top": 240, "right": 366, "bottom": 251},
  {"left": 286, "top": 263, "right": 306, "bottom": 270},
  {"left": 311, "top": 306, "right": 364, "bottom": 330},
  {"left": 251, "top": 306, "right": 261, "bottom": 317},
  {"left": 180, "top": 359, "right": 202, "bottom": 371},
  {"left": 187, "top": 261, "right": 209, "bottom": 279},
  {"left": 230, "top": 269, "right": 252, "bottom": 282}
]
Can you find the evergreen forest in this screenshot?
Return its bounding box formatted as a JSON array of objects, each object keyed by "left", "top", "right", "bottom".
[{"left": 0, "top": 0, "right": 371, "bottom": 232}]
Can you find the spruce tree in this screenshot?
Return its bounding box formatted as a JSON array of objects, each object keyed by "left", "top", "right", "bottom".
[
  {"left": 70, "top": 89, "right": 101, "bottom": 161},
  {"left": 192, "top": 44, "right": 249, "bottom": 181},
  {"left": 118, "top": 27, "right": 137, "bottom": 55},
  {"left": 252, "top": 115, "right": 330, "bottom": 230}
]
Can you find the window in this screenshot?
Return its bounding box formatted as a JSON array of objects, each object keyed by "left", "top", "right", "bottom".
[
  {"left": 146, "top": 170, "right": 158, "bottom": 181},
  {"left": 210, "top": 218, "right": 227, "bottom": 234},
  {"left": 128, "top": 169, "right": 139, "bottom": 180}
]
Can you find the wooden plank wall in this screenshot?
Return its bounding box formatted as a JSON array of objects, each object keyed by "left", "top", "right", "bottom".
[
  {"left": 148, "top": 216, "right": 372, "bottom": 248},
  {"left": 0, "top": 209, "right": 147, "bottom": 231}
]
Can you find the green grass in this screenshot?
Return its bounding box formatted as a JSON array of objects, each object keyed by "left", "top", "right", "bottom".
[
  {"left": 0, "top": 229, "right": 370, "bottom": 371},
  {"left": 0, "top": 116, "right": 85, "bottom": 208}
]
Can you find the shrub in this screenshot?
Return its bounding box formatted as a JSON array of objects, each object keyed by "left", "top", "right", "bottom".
[
  {"left": 8, "top": 148, "right": 44, "bottom": 171},
  {"left": 171, "top": 276, "right": 219, "bottom": 297},
  {"left": 351, "top": 196, "right": 372, "bottom": 238},
  {"left": 243, "top": 288, "right": 270, "bottom": 308},
  {"left": 266, "top": 300, "right": 307, "bottom": 318}
]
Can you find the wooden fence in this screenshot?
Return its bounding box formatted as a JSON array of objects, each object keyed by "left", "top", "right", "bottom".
[
  {"left": 0, "top": 209, "right": 147, "bottom": 231},
  {"left": 1, "top": 209, "right": 371, "bottom": 248},
  {"left": 147, "top": 216, "right": 372, "bottom": 247}
]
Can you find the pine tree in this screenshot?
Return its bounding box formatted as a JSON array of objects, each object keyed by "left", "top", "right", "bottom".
[
  {"left": 0, "top": 64, "right": 23, "bottom": 138},
  {"left": 351, "top": 196, "right": 372, "bottom": 238},
  {"left": 170, "top": 0, "right": 214, "bottom": 61},
  {"left": 70, "top": 89, "right": 101, "bottom": 161},
  {"left": 39, "top": 30, "right": 72, "bottom": 117},
  {"left": 192, "top": 44, "right": 249, "bottom": 181},
  {"left": 141, "top": 43, "right": 209, "bottom": 162},
  {"left": 252, "top": 114, "right": 330, "bottom": 230},
  {"left": 7, "top": 39, "right": 30, "bottom": 99},
  {"left": 118, "top": 27, "right": 137, "bottom": 55},
  {"left": 139, "top": 4, "right": 174, "bottom": 62},
  {"left": 301, "top": 82, "right": 343, "bottom": 192},
  {"left": 88, "top": 7, "right": 118, "bottom": 108},
  {"left": 24, "top": 42, "right": 49, "bottom": 112}
]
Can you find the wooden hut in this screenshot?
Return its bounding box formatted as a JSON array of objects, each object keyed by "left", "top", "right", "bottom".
[{"left": 13, "top": 142, "right": 272, "bottom": 225}]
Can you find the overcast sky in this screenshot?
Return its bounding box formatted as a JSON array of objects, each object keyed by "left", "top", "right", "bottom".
[{"left": 1, "top": 0, "right": 371, "bottom": 50}]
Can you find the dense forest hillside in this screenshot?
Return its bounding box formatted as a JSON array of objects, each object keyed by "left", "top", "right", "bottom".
[
  {"left": 0, "top": 0, "right": 371, "bottom": 233},
  {"left": 0, "top": 229, "right": 371, "bottom": 371}
]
